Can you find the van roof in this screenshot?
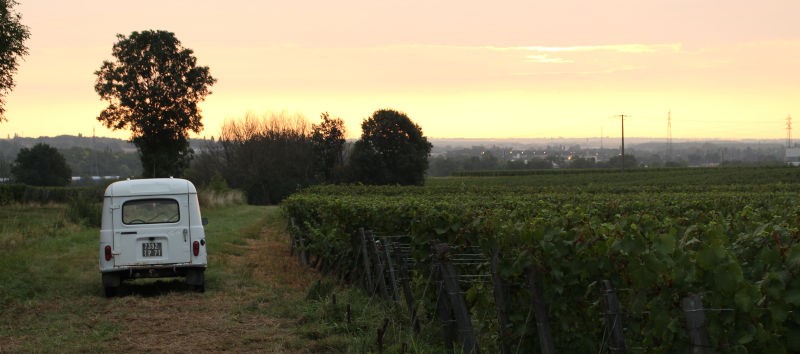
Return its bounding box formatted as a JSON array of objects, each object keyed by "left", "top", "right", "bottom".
[{"left": 104, "top": 178, "right": 197, "bottom": 197}]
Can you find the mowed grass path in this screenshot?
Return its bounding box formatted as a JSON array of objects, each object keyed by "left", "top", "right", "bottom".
[{"left": 0, "top": 205, "right": 325, "bottom": 353}]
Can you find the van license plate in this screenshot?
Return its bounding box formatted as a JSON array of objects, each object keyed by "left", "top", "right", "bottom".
[{"left": 142, "top": 242, "right": 162, "bottom": 257}]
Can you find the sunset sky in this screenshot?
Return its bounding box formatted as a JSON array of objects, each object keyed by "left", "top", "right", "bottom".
[{"left": 2, "top": 0, "right": 798, "bottom": 141}]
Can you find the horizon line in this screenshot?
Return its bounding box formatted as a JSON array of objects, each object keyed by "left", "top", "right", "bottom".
[{"left": 0, "top": 133, "right": 791, "bottom": 143}]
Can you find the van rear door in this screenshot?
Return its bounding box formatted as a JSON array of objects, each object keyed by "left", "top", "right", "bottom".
[{"left": 112, "top": 195, "right": 191, "bottom": 267}]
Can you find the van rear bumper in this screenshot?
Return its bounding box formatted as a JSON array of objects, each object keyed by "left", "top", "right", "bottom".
[{"left": 101, "top": 264, "right": 206, "bottom": 285}]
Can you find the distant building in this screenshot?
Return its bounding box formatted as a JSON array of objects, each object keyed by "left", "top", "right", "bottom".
[{"left": 71, "top": 176, "right": 121, "bottom": 182}]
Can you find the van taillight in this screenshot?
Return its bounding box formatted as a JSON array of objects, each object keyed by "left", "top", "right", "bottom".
[
  {"left": 104, "top": 245, "right": 112, "bottom": 261},
  {"left": 193, "top": 241, "right": 200, "bottom": 256}
]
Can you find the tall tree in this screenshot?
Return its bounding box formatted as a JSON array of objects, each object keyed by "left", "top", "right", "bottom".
[
  {"left": 11, "top": 143, "right": 71, "bottom": 186},
  {"left": 94, "top": 30, "right": 216, "bottom": 178},
  {"left": 0, "top": 0, "right": 30, "bottom": 123},
  {"left": 311, "top": 112, "right": 346, "bottom": 182},
  {"left": 349, "top": 109, "right": 432, "bottom": 185}
]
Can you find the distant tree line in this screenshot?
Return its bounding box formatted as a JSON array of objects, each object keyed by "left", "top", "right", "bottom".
[
  {"left": 428, "top": 142, "right": 787, "bottom": 177},
  {"left": 60, "top": 146, "right": 142, "bottom": 178},
  {"left": 0, "top": 143, "right": 142, "bottom": 182},
  {"left": 0, "top": 108, "right": 432, "bottom": 199},
  {"left": 428, "top": 152, "right": 639, "bottom": 176},
  {"left": 2, "top": 142, "right": 134, "bottom": 188},
  {"left": 186, "top": 109, "right": 431, "bottom": 204}
]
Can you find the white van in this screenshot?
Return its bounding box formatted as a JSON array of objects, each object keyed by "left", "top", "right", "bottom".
[{"left": 99, "top": 178, "right": 207, "bottom": 297}]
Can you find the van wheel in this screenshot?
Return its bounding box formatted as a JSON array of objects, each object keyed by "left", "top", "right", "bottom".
[
  {"left": 186, "top": 269, "right": 205, "bottom": 293},
  {"left": 104, "top": 286, "right": 118, "bottom": 298}
]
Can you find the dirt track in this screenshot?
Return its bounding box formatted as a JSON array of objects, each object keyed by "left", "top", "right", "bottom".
[{"left": 98, "top": 216, "right": 321, "bottom": 353}]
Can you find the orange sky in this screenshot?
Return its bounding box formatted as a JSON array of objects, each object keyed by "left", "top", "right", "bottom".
[{"left": 2, "top": 0, "right": 798, "bottom": 140}]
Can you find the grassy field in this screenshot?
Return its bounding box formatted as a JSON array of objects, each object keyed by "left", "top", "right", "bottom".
[{"left": 0, "top": 203, "right": 409, "bottom": 353}]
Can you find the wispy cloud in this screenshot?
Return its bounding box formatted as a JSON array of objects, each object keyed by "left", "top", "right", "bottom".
[
  {"left": 381, "top": 43, "right": 682, "bottom": 54},
  {"left": 525, "top": 54, "right": 573, "bottom": 64},
  {"left": 484, "top": 43, "right": 682, "bottom": 54},
  {"left": 511, "top": 65, "right": 639, "bottom": 76}
]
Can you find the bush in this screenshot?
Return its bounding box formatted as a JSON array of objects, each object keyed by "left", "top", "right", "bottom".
[
  {"left": 0, "top": 184, "right": 25, "bottom": 205},
  {"left": 0, "top": 184, "right": 89, "bottom": 205},
  {"left": 197, "top": 189, "right": 246, "bottom": 208},
  {"left": 66, "top": 188, "right": 104, "bottom": 227}
]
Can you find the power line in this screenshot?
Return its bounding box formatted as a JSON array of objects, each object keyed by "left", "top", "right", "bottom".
[
  {"left": 667, "top": 110, "right": 673, "bottom": 162},
  {"left": 613, "top": 114, "right": 629, "bottom": 171},
  {"left": 631, "top": 116, "right": 781, "bottom": 125}
]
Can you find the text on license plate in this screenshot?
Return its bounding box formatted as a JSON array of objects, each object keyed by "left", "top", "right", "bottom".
[{"left": 142, "top": 242, "right": 162, "bottom": 257}]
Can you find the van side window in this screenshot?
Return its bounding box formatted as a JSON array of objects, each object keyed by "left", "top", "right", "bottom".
[{"left": 122, "top": 199, "right": 180, "bottom": 224}]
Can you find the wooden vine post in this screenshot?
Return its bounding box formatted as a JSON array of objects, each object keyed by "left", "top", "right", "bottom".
[
  {"left": 366, "top": 230, "right": 391, "bottom": 301},
  {"left": 435, "top": 277, "right": 457, "bottom": 353},
  {"left": 291, "top": 218, "right": 309, "bottom": 266},
  {"left": 526, "top": 266, "right": 556, "bottom": 354},
  {"left": 289, "top": 218, "right": 297, "bottom": 256},
  {"left": 433, "top": 241, "right": 480, "bottom": 354},
  {"left": 490, "top": 250, "right": 512, "bottom": 354},
  {"left": 602, "top": 280, "right": 627, "bottom": 354},
  {"left": 380, "top": 236, "right": 400, "bottom": 303},
  {"left": 393, "top": 239, "right": 421, "bottom": 333},
  {"left": 358, "top": 228, "right": 374, "bottom": 293},
  {"left": 377, "top": 318, "right": 390, "bottom": 352},
  {"left": 682, "top": 294, "right": 713, "bottom": 354}
]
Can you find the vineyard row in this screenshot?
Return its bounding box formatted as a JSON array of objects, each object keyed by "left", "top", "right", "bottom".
[{"left": 283, "top": 188, "right": 800, "bottom": 353}]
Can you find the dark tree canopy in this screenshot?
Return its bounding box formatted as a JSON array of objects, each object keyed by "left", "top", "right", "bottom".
[
  {"left": 311, "top": 112, "right": 346, "bottom": 182},
  {"left": 11, "top": 143, "right": 71, "bottom": 186},
  {"left": 218, "top": 113, "right": 315, "bottom": 204},
  {"left": 94, "top": 30, "right": 215, "bottom": 178},
  {"left": 0, "top": 0, "right": 30, "bottom": 122},
  {"left": 607, "top": 154, "right": 639, "bottom": 169},
  {"left": 349, "top": 109, "right": 431, "bottom": 185}
]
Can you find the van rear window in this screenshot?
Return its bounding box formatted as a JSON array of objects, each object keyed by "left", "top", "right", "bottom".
[{"left": 122, "top": 199, "right": 180, "bottom": 224}]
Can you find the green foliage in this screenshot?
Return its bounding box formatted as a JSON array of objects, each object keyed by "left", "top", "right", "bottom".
[
  {"left": 0, "top": 0, "right": 30, "bottom": 122},
  {"left": 184, "top": 140, "right": 224, "bottom": 188},
  {"left": 94, "top": 30, "right": 216, "bottom": 178},
  {"left": 0, "top": 204, "right": 71, "bottom": 253},
  {"left": 282, "top": 167, "right": 800, "bottom": 352},
  {"left": 207, "top": 172, "right": 229, "bottom": 192},
  {"left": 450, "top": 165, "right": 800, "bottom": 189},
  {"left": 0, "top": 183, "right": 22, "bottom": 204},
  {"left": 349, "top": 109, "right": 432, "bottom": 185},
  {"left": 11, "top": 143, "right": 71, "bottom": 186},
  {"left": 65, "top": 187, "right": 104, "bottom": 226}
]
